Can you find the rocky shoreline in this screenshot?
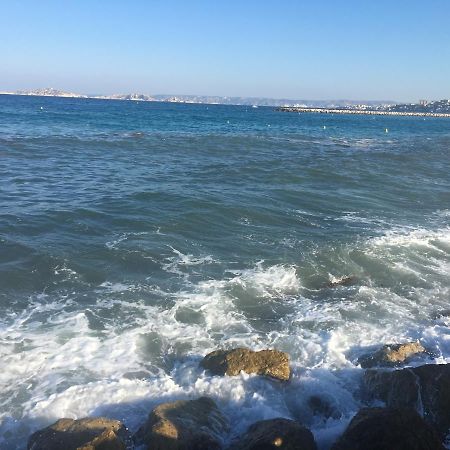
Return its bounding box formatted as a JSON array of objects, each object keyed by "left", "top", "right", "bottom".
[
  {"left": 26, "top": 344, "right": 450, "bottom": 450},
  {"left": 276, "top": 107, "right": 450, "bottom": 118}
]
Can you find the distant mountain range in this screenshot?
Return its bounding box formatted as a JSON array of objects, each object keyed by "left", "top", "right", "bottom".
[
  {"left": 1, "top": 88, "right": 449, "bottom": 113},
  {"left": 0, "top": 87, "right": 394, "bottom": 108}
]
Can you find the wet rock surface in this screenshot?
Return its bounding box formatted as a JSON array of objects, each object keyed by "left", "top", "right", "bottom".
[
  {"left": 200, "top": 348, "right": 290, "bottom": 381},
  {"left": 134, "top": 396, "right": 229, "bottom": 450},
  {"left": 27, "top": 417, "right": 130, "bottom": 450},
  {"left": 327, "top": 276, "right": 357, "bottom": 288},
  {"left": 229, "top": 418, "right": 317, "bottom": 450},
  {"left": 331, "top": 407, "right": 444, "bottom": 450},
  {"left": 25, "top": 358, "right": 450, "bottom": 450},
  {"left": 364, "top": 363, "right": 450, "bottom": 435},
  {"left": 358, "top": 341, "right": 425, "bottom": 368},
  {"left": 307, "top": 395, "right": 341, "bottom": 420}
]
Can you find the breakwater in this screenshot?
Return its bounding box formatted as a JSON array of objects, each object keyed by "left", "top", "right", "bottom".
[{"left": 277, "top": 106, "right": 450, "bottom": 117}]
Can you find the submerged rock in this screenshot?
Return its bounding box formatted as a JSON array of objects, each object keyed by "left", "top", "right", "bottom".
[
  {"left": 229, "top": 418, "right": 317, "bottom": 450},
  {"left": 357, "top": 341, "right": 425, "bottom": 368},
  {"left": 331, "top": 407, "right": 444, "bottom": 450},
  {"left": 200, "top": 348, "right": 290, "bottom": 381},
  {"left": 134, "top": 396, "right": 229, "bottom": 450},
  {"left": 327, "top": 276, "right": 357, "bottom": 288},
  {"left": 307, "top": 395, "right": 341, "bottom": 420},
  {"left": 27, "top": 417, "right": 130, "bottom": 450},
  {"left": 364, "top": 363, "right": 450, "bottom": 436}
]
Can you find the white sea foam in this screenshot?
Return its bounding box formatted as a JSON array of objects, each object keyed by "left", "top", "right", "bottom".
[
  {"left": 1, "top": 227, "right": 450, "bottom": 449},
  {"left": 105, "top": 231, "right": 151, "bottom": 250},
  {"left": 53, "top": 263, "right": 78, "bottom": 280},
  {"left": 162, "top": 246, "right": 215, "bottom": 276},
  {"left": 369, "top": 227, "right": 450, "bottom": 249},
  {"left": 99, "top": 281, "right": 137, "bottom": 293},
  {"left": 338, "top": 211, "right": 394, "bottom": 228},
  {"left": 227, "top": 262, "right": 300, "bottom": 297}
]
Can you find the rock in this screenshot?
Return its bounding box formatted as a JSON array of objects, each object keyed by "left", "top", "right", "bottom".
[
  {"left": 358, "top": 342, "right": 425, "bottom": 368},
  {"left": 331, "top": 407, "right": 444, "bottom": 450},
  {"left": 327, "top": 276, "right": 357, "bottom": 288},
  {"left": 364, "top": 368, "right": 420, "bottom": 409},
  {"left": 27, "top": 417, "right": 130, "bottom": 450},
  {"left": 200, "top": 348, "right": 290, "bottom": 381},
  {"left": 364, "top": 364, "right": 450, "bottom": 436},
  {"left": 229, "top": 418, "right": 317, "bottom": 450},
  {"left": 307, "top": 395, "right": 340, "bottom": 420},
  {"left": 134, "top": 396, "right": 229, "bottom": 450}
]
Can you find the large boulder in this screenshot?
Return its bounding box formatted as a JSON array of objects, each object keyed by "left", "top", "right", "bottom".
[
  {"left": 200, "top": 348, "right": 290, "bottom": 381},
  {"left": 358, "top": 342, "right": 425, "bottom": 368},
  {"left": 134, "top": 396, "right": 229, "bottom": 450},
  {"left": 331, "top": 407, "right": 444, "bottom": 450},
  {"left": 229, "top": 418, "right": 317, "bottom": 450},
  {"left": 27, "top": 417, "right": 130, "bottom": 450},
  {"left": 364, "top": 363, "right": 450, "bottom": 436}
]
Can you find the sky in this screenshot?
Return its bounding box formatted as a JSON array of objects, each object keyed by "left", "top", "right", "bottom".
[{"left": 1, "top": 0, "right": 449, "bottom": 102}]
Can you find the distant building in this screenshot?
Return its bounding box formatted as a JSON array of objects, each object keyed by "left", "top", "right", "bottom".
[{"left": 419, "top": 99, "right": 428, "bottom": 106}]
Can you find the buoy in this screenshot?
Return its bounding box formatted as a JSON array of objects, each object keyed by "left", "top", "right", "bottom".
[{"left": 385, "top": 128, "right": 388, "bottom": 133}]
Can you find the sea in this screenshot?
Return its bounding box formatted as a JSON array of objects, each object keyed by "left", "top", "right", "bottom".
[{"left": 0, "top": 94, "right": 449, "bottom": 449}]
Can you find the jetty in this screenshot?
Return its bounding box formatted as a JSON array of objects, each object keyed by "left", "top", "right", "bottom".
[{"left": 277, "top": 106, "right": 450, "bottom": 118}]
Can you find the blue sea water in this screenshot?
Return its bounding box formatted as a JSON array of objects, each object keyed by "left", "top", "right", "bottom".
[{"left": 0, "top": 94, "right": 449, "bottom": 448}]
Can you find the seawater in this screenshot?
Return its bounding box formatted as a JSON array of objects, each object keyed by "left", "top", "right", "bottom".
[{"left": 0, "top": 94, "right": 449, "bottom": 449}]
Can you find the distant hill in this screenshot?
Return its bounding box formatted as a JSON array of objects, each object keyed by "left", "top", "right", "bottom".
[
  {"left": 9, "top": 88, "right": 87, "bottom": 98},
  {"left": 0, "top": 88, "right": 394, "bottom": 108}
]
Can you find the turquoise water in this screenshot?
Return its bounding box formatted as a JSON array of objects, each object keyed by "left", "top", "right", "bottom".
[{"left": 1, "top": 94, "right": 450, "bottom": 448}]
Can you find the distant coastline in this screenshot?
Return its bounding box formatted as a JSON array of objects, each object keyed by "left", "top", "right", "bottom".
[
  {"left": 2, "top": 88, "right": 450, "bottom": 115},
  {"left": 0, "top": 88, "right": 393, "bottom": 108}
]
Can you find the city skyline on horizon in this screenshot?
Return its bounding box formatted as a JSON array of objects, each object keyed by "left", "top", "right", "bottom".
[{"left": 1, "top": 1, "right": 449, "bottom": 102}]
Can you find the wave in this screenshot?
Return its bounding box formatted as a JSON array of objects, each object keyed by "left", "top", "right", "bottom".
[
  {"left": 226, "top": 262, "right": 300, "bottom": 297},
  {"left": 1, "top": 224, "right": 450, "bottom": 449}
]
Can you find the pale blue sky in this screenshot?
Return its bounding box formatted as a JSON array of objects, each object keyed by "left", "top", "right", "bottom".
[{"left": 1, "top": 0, "right": 449, "bottom": 101}]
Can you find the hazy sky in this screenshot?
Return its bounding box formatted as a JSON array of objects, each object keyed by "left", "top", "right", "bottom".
[{"left": 1, "top": 0, "right": 449, "bottom": 101}]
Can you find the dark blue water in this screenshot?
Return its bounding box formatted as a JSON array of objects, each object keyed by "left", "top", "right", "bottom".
[{"left": 1, "top": 95, "right": 450, "bottom": 449}]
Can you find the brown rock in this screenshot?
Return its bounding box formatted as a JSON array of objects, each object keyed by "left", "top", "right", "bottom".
[
  {"left": 331, "top": 407, "right": 444, "bottom": 450},
  {"left": 358, "top": 342, "right": 425, "bottom": 368},
  {"left": 327, "top": 276, "right": 357, "bottom": 288},
  {"left": 364, "top": 364, "right": 450, "bottom": 436},
  {"left": 135, "top": 396, "right": 229, "bottom": 450},
  {"left": 200, "top": 348, "right": 290, "bottom": 381},
  {"left": 27, "top": 417, "right": 130, "bottom": 450},
  {"left": 229, "top": 418, "right": 317, "bottom": 450}
]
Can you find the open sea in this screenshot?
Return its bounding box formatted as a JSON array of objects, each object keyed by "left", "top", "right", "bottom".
[{"left": 1, "top": 94, "right": 450, "bottom": 449}]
